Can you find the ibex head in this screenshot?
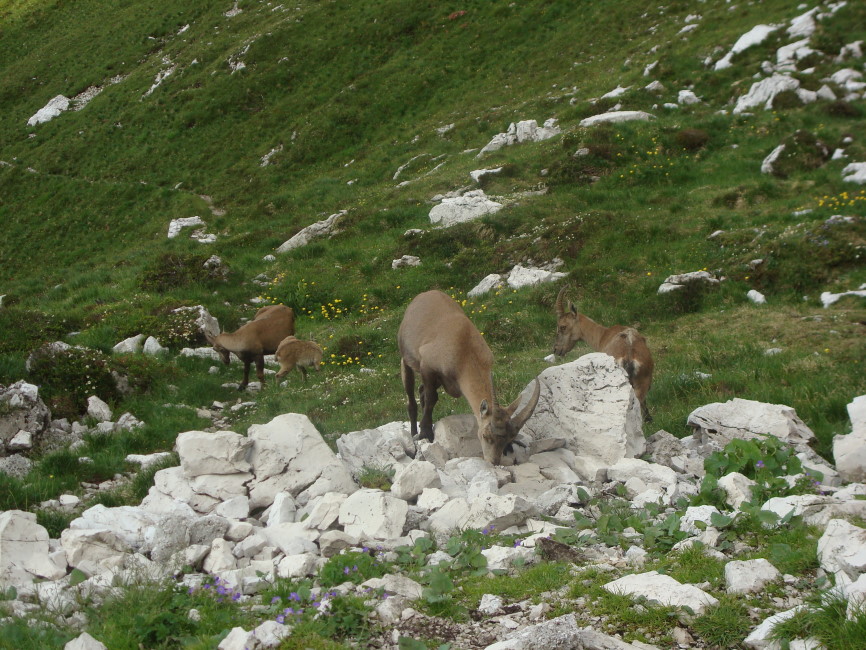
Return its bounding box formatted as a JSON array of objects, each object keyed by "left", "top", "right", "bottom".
[
  {"left": 205, "top": 333, "right": 231, "bottom": 365},
  {"left": 554, "top": 287, "right": 582, "bottom": 357},
  {"left": 477, "top": 379, "right": 541, "bottom": 465}
]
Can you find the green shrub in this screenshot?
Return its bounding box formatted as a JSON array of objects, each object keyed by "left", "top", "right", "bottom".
[
  {"left": 318, "top": 550, "right": 390, "bottom": 588},
  {"left": 139, "top": 252, "right": 226, "bottom": 293},
  {"left": 27, "top": 344, "right": 120, "bottom": 419}
]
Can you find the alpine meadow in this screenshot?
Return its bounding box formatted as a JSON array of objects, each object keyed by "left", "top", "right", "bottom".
[{"left": 1, "top": 1, "right": 866, "bottom": 649}]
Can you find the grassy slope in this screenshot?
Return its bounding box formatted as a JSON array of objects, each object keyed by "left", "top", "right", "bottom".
[{"left": 0, "top": 0, "right": 864, "bottom": 495}]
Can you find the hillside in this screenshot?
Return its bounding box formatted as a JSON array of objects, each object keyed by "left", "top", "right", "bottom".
[{"left": 1, "top": 0, "right": 866, "bottom": 647}]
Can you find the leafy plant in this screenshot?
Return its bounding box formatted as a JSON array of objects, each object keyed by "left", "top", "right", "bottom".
[
  {"left": 318, "top": 550, "right": 389, "bottom": 588},
  {"left": 357, "top": 464, "right": 396, "bottom": 491}
]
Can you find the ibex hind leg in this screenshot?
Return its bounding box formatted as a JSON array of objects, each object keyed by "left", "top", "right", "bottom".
[
  {"left": 401, "top": 360, "right": 419, "bottom": 438},
  {"left": 418, "top": 379, "right": 439, "bottom": 443}
]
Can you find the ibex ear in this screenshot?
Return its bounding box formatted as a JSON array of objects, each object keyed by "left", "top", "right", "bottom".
[
  {"left": 480, "top": 399, "right": 490, "bottom": 417},
  {"left": 567, "top": 300, "right": 577, "bottom": 315}
]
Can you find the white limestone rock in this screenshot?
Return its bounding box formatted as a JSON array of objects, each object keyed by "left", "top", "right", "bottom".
[
  {"left": 658, "top": 270, "right": 720, "bottom": 294},
  {"left": 277, "top": 553, "right": 319, "bottom": 579},
  {"left": 579, "top": 111, "right": 655, "bottom": 127},
  {"left": 112, "top": 334, "right": 145, "bottom": 354},
  {"left": 817, "top": 518, "right": 866, "bottom": 580},
  {"left": 762, "top": 494, "right": 866, "bottom": 527},
  {"left": 391, "top": 460, "right": 442, "bottom": 501},
  {"left": 176, "top": 430, "right": 252, "bottom": 478},
  {"left": 718, "top": 472, "right": 756, "bottom": 509},
  {"left": 428, "top": 189, "right": 503, "bottom": 227},
  {"left": 478, "top": 119, "right": 560, "bottom": 156},
  {"left": 60, "top": 528, "right": 132, "bottom": 577},
  {"left": 468, "top": 273, "right": 506, "bottom": 298},
  {"left": 734, "top": 74, "right": 801, "bottom": 114},
  {"left": 506, "top": 264, "right": 567, "bottom": 290},
  {"left": 744, "top": 606, "right": 805, "bottom": 649},
  {"left": 335, "top": 420, "right": 414, "bottom": 482},
  {"left": 603, "top": 571, "right": 719, "bottom": 615},
  {"left": 27, "top": 95, "right": 70, "bottom": 126},
  {"left": 338, "top": 489, "right": 408, "bottom": 540},
  {"left": 842, "top": 162, "right": 866, "bottom": 184},
  {"left": 391, "top": 255, "right": 421, "bottom": 269},
  {"left": 726, "top": 558, "right": 781, "bottom": 594},
  {"left": 64, "top": 632, "right": 108, "bottom": 650},
  {"left": 747, "top": 289, "right": 767, "bottom": 304},
  {"left": 482, "top": 544, "right": 536, "bottom": 571},
  {"left": 276, "top": 210, "right": 346, "bottom": 253},
  {"left": 689, "top": 397, "right": 815, "bottom": 449},
  {"left": 714, "top": 24, "right": 780, "bottom": 71},
  {"left": 143, "top": 336, "right": 168, "bottom": 355},
  {"left": 167, "top": 216, "right": 205, "bottom": 239},
  {"left": 0, "top": 511, "right": 67, "bottom": 589},
  {"left": 247, "top": 413, "right": 358, "bottom": 509},
  {"left": 518, "top": 354, "right": 645, "bottom": 472}
]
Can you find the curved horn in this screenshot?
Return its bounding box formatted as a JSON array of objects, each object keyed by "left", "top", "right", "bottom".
[
  {"left": 507, "top": 379, "right": 541, "bottom": 430},
  {"left": 555, "top": 287, "right": 568, "bottom": 317}
]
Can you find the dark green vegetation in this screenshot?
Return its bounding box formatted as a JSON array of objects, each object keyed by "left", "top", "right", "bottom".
[{"left": 1, "top": 0, "right": 865, "bottom": 646}]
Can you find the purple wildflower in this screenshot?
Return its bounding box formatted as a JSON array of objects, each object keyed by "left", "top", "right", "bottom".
[
  {"left": 271, "top": 596, "right": 280, "bottom": 604},
  {"left": 756, "top": 460, "right": 765, "bottom": 469},
  {"left": 276, "top": 615, "right": 285, "bottom": 624}
]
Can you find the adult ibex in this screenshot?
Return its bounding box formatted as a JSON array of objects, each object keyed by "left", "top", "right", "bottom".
[
  {"left": 553, "top": 287, "right": 654, "bottom": 422},
  {"left": 398, "top": 290, "right": 541, "bottom": 465},
  {"left": 274, "top": 336, "right": 323, "bottom": 382},
  {"left": 206, "top": 304, "right": 295, "bottom": 390}
]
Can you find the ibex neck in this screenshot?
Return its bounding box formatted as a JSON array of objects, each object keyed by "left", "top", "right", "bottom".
[
  {"left": 215, "top": 332, "right": 243, "bottom": 352},
  {"left": 578, "top": 314, "right": 609, "bottom": 351}
]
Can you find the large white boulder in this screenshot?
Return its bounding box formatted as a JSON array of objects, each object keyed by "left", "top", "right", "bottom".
[
  {"left": 733, "top": 74, "right": 800, "bottom": 114},
  {"left": 688, "top": 398, "right": 815, "bottom": 448},
  {"left": 246, "top": 413, "right": 357, "bottom": 509},
  {"left": 519, "top": 353, "right": 645, "bottom": 471},
  {"left": 60, "top": 528, "right": 132, "bottom": 577},
  {"left": 27, "top": 95, "right": 70, "bottom": 126},
  {"left": 817, "top": 519, "right": 866, "bottom": 581},
  {"left": 338, "top": 489, "right": 408, "bottom": 541},
  {"left": 725, "top": 559, "right": 781, "bottom": 594},
  {"left": 0, "top": 511, "right": 66, "bottom": 589},
  {"left": 176, "top": 430, "right": 253, "bottom": 478},
  {"left": 603, "top": 571, "right": 719, "bottom": 615},
  {"left": 391, "top": 460, "right": 441, "bottom": 501},
  {"left": 336, "top": 421, "right": 415, "bottom": 480},
  {"left": 428, "top": 189, "right": 503, "bottom": 227}
]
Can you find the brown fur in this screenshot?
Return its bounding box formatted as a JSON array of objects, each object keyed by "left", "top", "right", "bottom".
[
  {"left": 398, "top": 290, "right": 540, "bottom": 465},
  {"left": 206, "top": 304, "right": 295, "bottom": 389},
  {"left": 554, "top": 287, "right": 654, "bottom": 422},
  {"left": 274, "top": 336, "right": 323, "bottom": 382}
]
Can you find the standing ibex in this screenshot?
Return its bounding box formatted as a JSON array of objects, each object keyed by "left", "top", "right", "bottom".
[
  {"left": 275, "top": 336, "right": 323, "bottom": 382},
  {"left": 553, "top": 287, "right": 654, "bottom": 422},
  {"left": 398, "top": 290, "right": 541, "bottom": 465},
  {"left": 206, "top": 304, "right": 295, "bottom": 390}
]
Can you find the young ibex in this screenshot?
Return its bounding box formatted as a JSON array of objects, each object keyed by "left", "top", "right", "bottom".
[
  {"left": 398, "top": 290, "right": 541, "bottom": 465},
  {"left": 206, "top": 304, "right": 295, "bottom": 390},
  {"left": 553, "top": 287, "right": 654, "bottom": 422},
  {"left": 274, "top": 336, "right": 323, "bottom": 382}
]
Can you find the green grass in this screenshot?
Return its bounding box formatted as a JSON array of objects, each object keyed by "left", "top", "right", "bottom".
[{"left": 1, "top": 0, "right": 866, "bottom": 646}]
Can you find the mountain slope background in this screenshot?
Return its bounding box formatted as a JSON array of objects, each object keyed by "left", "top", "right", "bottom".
[
  {"left": 2, "top": 0, "right": 866, "bottom": 647},
  {"left": 1, "top": 0, "right": 865, "bottom": 548}
]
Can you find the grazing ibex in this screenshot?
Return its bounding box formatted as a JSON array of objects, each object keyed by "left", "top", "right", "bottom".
[
  {"left": 206, "top": 304, "right": 295, "bottom": 390},
  {"left": 553, "top": 287, "right": 654, "bottom": 422},
  {"left": 275, "top": 336, "right": 323, "bottom": 382},
  {"left": 398, "top": 290, "right": 541, "bottom": 465}
]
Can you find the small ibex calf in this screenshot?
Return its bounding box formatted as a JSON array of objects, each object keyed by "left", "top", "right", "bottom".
[
  {"left": 274, "top": 336, "right": 323, "bottom": 382},
  {"left": 206, "top": 304, "right": 295, "bottom": 390},
  {"left": 553, "top": 287, "right": 654, "bottom": 422},
  {"left": 398, "top": 290, "right": 541, "bottom": 465}
]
